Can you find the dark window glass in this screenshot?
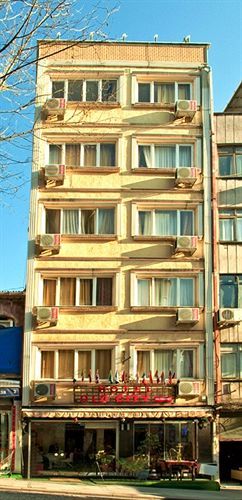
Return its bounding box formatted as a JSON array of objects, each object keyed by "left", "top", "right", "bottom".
[
  {"left": 52, "top": 81, "right": 64, "bottom": 98},
  {"left": 138, "top": 83, "right": 150, "bottom": 102},
  {"left": 102, "top": 80, "right": 117, "bottom": 102},
  {"left": 68, "top": 80, "right": 83, "bottom": 101}
]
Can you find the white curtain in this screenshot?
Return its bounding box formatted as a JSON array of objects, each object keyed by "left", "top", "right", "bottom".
[
  {"left": 139, "top": 146, "right": 152, "bottom": 167},
  {"left": 137, "top": 279, "right": 150, "bottom": 306},
  {"left": 49, "top": 145, "right": 61, "bottom": 164},
  {"left": 98, "top": 209, "right": 114, "bottom": 234},
  {"left": 221, "top": 352, "right": 236, "bottom": 378},
  {"left": 179, "top": 146, "right": 192, "bottom": 167},
  {"left": 179, "top": 350, "right": 193, "bottom": 377},
  {"left": 80, "top": 210, "right": 95, "bottom": 234},
  {"left": 180, "top": 211, "right": 193, "bottom": 235},
  {"left": 154, "top": 83, "right": 174, "bottom": 103},
  {"left": 236, "top": 154, "right": 242, "bottom": 175},
  {"left": 155, "top": 146, "right": 176, "bottom": 168},
  {"left": 155, "top": 211, "right": 176, "bottom": 236},
  {"left": 154, "top": 278, "right": 176, "bottom": 306},
  {"left": 154, "top": 350, "right": 176, "bottom": 376},
  {"left": 219, "top": 219, "right": 233, "bottom": 241},
  {"left": 62, "top": 210, "right": 79, "bottom": 234},
  {"left": 236, "top": 219, "right": 242, "bottom": 241},
  {"left": 180, "top": 278, "right": 194, "bottom": 306},
  {"left": 178, "top": 84, "right": 190, "bottom": 100},
  {"left": 138, "top": 211, "right": 152, "bottom": 235}
]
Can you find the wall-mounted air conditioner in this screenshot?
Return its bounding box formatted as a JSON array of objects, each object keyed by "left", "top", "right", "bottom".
[
  {"left": 34, "top": 383, "right": 56, "bottom": 398},
  {"left": 179, "top": 380, "right": 201, "bottom": 396},
  {"left": 219, "top": 308, "right": 242, "bottom": 323},
  {"left": 43, "top": 98, "right": 66, "bottom": 117},
  {"left": 44, "top": 164, "right": 65, "bottom": 180},
  {"left": 175, "top": 99, "right": 197, "bottom": 118},
  {"left": 176, "top": 307, "right": 200, "bottom": 324},
  {"left": 175, "top": 236, "right": 198, "bottom": 254},
  {"left": 36, "top": 234, "right": 61, "bottom": 250},
  {"left": 33, "top": 306, "right": 59, "bottom": 324},
  {"left": 175, "top": 167, "right": 197, "bottom": 186}
]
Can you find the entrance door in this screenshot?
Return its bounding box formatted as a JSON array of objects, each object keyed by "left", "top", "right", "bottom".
[{"left": 220, "top": 441, "right": 242, "bottom": 481}]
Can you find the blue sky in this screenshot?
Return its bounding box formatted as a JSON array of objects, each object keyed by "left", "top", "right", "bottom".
[{"left": 0, "top": 0, "right": 241, "bottom": 291}]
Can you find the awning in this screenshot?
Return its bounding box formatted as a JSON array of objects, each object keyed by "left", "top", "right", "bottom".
[{"left": 22, "top": 407, "right": 214, "bottom": 420}]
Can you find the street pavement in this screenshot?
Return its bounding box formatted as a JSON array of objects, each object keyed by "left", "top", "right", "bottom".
[{"left": 0, "top": 478, "right": 242, "bottom": 500}]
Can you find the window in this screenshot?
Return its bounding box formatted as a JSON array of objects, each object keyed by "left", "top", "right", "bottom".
[
  {"left": 219, "top": 209, "right": 242, "bottom": 241},
  {"left": 48, "top": 143, "right": 116, "bottom": 168},
  {"left": 221, "top": 345, "right": 242, "bottom": 379},
  {"left": 137, "top": 81, "right": 191, "bottom": 103},
  {"left": 218, "top": 147, "right": 242, "bottom": 176},
  {"left": 40, "top": 348, "right": 112, "bottom": 380},
  {"left": 45, "top": 208, "right": 115, "bottom": 235},
  {"left": 220, "top": 275, "right": 242, "bottom": 308},
  {"left": 137, "top": 348, "right": 195, "bottom": 378},
  {"left": 137, "top": 209, "right": 194, "bottom": 236},
  {"left": 51, "top": 79, "right": 118, "bottom": 102},
  {"left": 136, "top": 277, "right": 195, "bottom": 307},
  {"left": 42, "top": 277, "right": 114, "bottom": 307},
  {"left": 138, "top": 144, "right": 192, "bottom": 168}
]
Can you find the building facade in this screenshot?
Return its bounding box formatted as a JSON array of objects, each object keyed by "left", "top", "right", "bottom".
[
  {"left": 214, "top": 82, "right": 242, "bottom": 481},
  {"left": 22, "top": 41, "right": 215, "bottom": 477}
]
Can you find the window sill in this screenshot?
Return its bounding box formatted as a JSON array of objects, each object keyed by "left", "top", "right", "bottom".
[
  {"left": 132, "top": 167, "right": 176, "bottom": 175},
  {"left": 218, "top": 175, "right": 242, "bottom": 179},
  {"left": 66, "top": 166, "right": 120, "bottom": 174},
  {"left": 132, "top": 103, "right": 175, "bottom": 110},
  {"left": 61, "top": 234, "right": 117, "bottom": 242},
  {"left": 66, "top": 101, "right": 120, "bottom": 109},
  {"left": 130, "top": 306, "right": 184, "bottom": 313},
  {"left": 60, "top": 306, "right": 117, "bottom": 313},
  {"left": 219, "top": 240, "right": 242, "bottom": 244},
  {"left": 133, "top": 235, "right": 176, "bottom": 242}
]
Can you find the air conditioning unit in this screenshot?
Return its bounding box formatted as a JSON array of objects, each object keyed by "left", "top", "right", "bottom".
[
  {"left": 36, "top": 234, "right": 61, "bottom": 250},
  {"left": 175, "top": 167, "right": 197, "bottom": 186},
  {"left": 43, "top": 98, "right": 66, "bottom": 117},
  {"left": 219, "top": 308, "right": 242, "bottom": 323},
  {"left": 175, "top": 236, "right": 198, "bottom": 254},
  {"left": 34, "top": 383, "right": 56, "bottom": 398},
  {"left": 44, "top": 164, "right": 65, "bottom": 180},
  {"left": 179, "top": 380, "right": 201, "bottom": 396},
  {"left": 177, "top": 307, "right": 200, "bottom": 323},
  {"left": 175, "top": 99, "right": 197, "bottom": 118},
  {"left": 33, "top": 306, "right": 59, "bottom": 323}
]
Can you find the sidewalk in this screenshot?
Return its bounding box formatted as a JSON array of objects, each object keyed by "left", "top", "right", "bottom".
[{"left": 0, "top": 477, "right": 242, "bottom": 500}]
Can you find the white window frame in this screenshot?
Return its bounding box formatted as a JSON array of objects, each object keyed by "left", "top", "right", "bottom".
[
  {"left": 38, "top": 347, "right": 115, "bottom": 381},
  {"left": 132, "top": 275, "right": 196, "bottom": 307},
  {"left": 46, "top": 142, "right": 118, "bottom": 168},
  {"left": 134, "top": 347, "right": 196, "bottom": 379},
  {"left": 134, "top": 142, "right": 193, "bottom": 169},
  {"left": 51, "top": 78, "right": 119, "bottom": 103},
  {"left": 135, "top": 208, "right": 194, "bottom": 236},
  {"left": 44, "top": 206, "right": 117, "bottom": 235},
  {"left": 136, "top": 81, "right": 192, "bottom": 104},
  {"left": 219, "top": 209, "right": 242, "bottom": 242}
]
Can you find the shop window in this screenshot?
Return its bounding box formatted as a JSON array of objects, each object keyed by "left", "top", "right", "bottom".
[
  {"left": 137, "top": 81, "right": 191, "bottom": 103},
  {"left": 218, "top": 147, "right": 242, "bottom": 176},
  {"left": 137, "top": 209, "right": 194, "bottom": 236},
  {"left": 138, "top": 144, "right": 192, "bottom": 168},
  {"left": 136, "top": 277, "right": 194, "bottom": 307},
  {"left": 221, "top": 344, "right": 242, "bottom": 379},
  {"left": 219, "top": 275, "right": 242, "bottom": 308},
  {"left": 219, "top": 209, "right": 242, "bottom": 241}
]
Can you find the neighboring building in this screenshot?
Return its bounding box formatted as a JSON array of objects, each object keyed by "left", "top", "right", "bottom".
[
  {"left": 0, "top": 291, "right": 24, "bottom": 473},
  {"left": 214, "top": 82, "right": 242, "bottom": 482},
  {"left": 22, "top": 40, "right": 215, "bottom": 477}
]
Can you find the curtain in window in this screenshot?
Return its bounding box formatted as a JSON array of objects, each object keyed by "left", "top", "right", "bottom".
[
  {"left": 139, "top": 146, "right": 151, "bottom": 167},
  {"left": 96, "top": 350, "right": 111, "bottom": 378},
  {"left": 62, "top": 210, "right": 79, "bottom": 234},
  {"left": 66, "top": 144, "right": 80, "bottom": 166},
  {"left": 79, "top": 279, "right": 92, "bottom": 305},
  {"left": 98, "top": 209, "right": 114, "bottom": 234},
  {"left": 180, "top": 279, "right": 194, "bottom": 306},
  {"left": 86, "top": 81, "right": 98, "bottom": 101},
  {"left": 219, "top": 219, "right": 233, "bottom": 241},
  {"left": 180, "top": 211, "right": 193, "bottom": 235},
  {"left": 154, "top": 350, "right": 176, "bottom": 376},
  {"left": 180, "top": 350, "right": 193, "bottom": 377},
  {"left": 179, "top": 146, "right": 192, "bottom": 167},
  {"left": 155, "top": 211, "right": 176, "bottom": 236},
  {"left": 58, "top": 350, "right": 74, "bottom": 378},
  {"left": 78, "top": 351, "right": 91, "bottom": 378},
  {"left": 60, "top": 278, "right": 76, "bottom": 306},
  {"left": 43, "top": 279, "right": 56, "bottom": 306},
  {"left": 137, "top": 351, "right": 150, "bottom": 375},
  {"left": 41, "top": 351, "right": 54, "bottom": 378},
  {"left": 80, "top": 210, "right": 95, "bottom": 234},
  {"left": 84, "top": 145, "right": 96, "bottom": 166},
  {"left": 154, "top": 83, "right": 174, "bottom": 103},
  {"left": 236, "top": 154, "right": 242, "bottom": 175},
  {"left": 49, "top": 145, "right": 62, "bottom": 164},
  {"left": 137, "top": 279, "right": 150, "bottom": 306},
  {"left": 178, "top": 84, "right": 190, "bottom": 100},
  {"left": 68, "top": 80, "right": 83, "bottom": 101},
  {"left": 96, "top": 278, "right": 112, "bottom": 305},
  {"left": 221, "top": 352, "right": 236, "bottom": 378},
  {"left": 46, "top": 209, "right": 60, "bottom": 234},
  {"left": 237, "top": 219, "right": 242, "bottom": 241},
  {"left": 154, "top": 278, "right": 176, "bottom": 306},
  {"left": 138, "top": 211, "right": 152, "bottom": 235},
  {"left": 100, "top": 144, "right": 115, "bottom": 166},
  {"left": 155, "top": 146, "right": 176, "bottom": 168}
]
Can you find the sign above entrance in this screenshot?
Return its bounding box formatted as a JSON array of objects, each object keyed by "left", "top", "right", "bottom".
[{"left": 74, "top": 383, "right": 177, "bottom": 406}]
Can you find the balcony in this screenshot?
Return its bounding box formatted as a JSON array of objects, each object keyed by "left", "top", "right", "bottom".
[{"left": 32, "top": 381, "right": 178, "bottom": 406}]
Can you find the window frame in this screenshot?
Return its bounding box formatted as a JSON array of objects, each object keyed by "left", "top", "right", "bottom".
[
  {"left": 133, "top": 142, "right": 194, "bottom": 170},
  {"left": 135, "top": 207, "right": 195, "bottom": 238},
  {"left": 51, "top": 78, "right": 119, "bottom": 103},
  {"left": 47, "top": 142, "right": 118, "bottom": 169},
  {"left": 44, "top": 206, "right": 117, "bottom": 237},
  {"left": 135, "top": 347, "right": 196, "bottom": 379},
  {"left": 219, "top": 274, "right": 242, "bottom": 308},
  {"left": 218, "top": 146, "right": 242, "bottom": 177},
  {"left": 219, "top": 209, "right": 242, "bottom": 242},
  {"left": 132, "top": 274, "right": 196, "bottom": 308},
  {"left": 221, "top": 344, "right": 242, "bottom": 380},
  {"left": 136, "top": 81, "right": 192, "bottom": 104}
]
